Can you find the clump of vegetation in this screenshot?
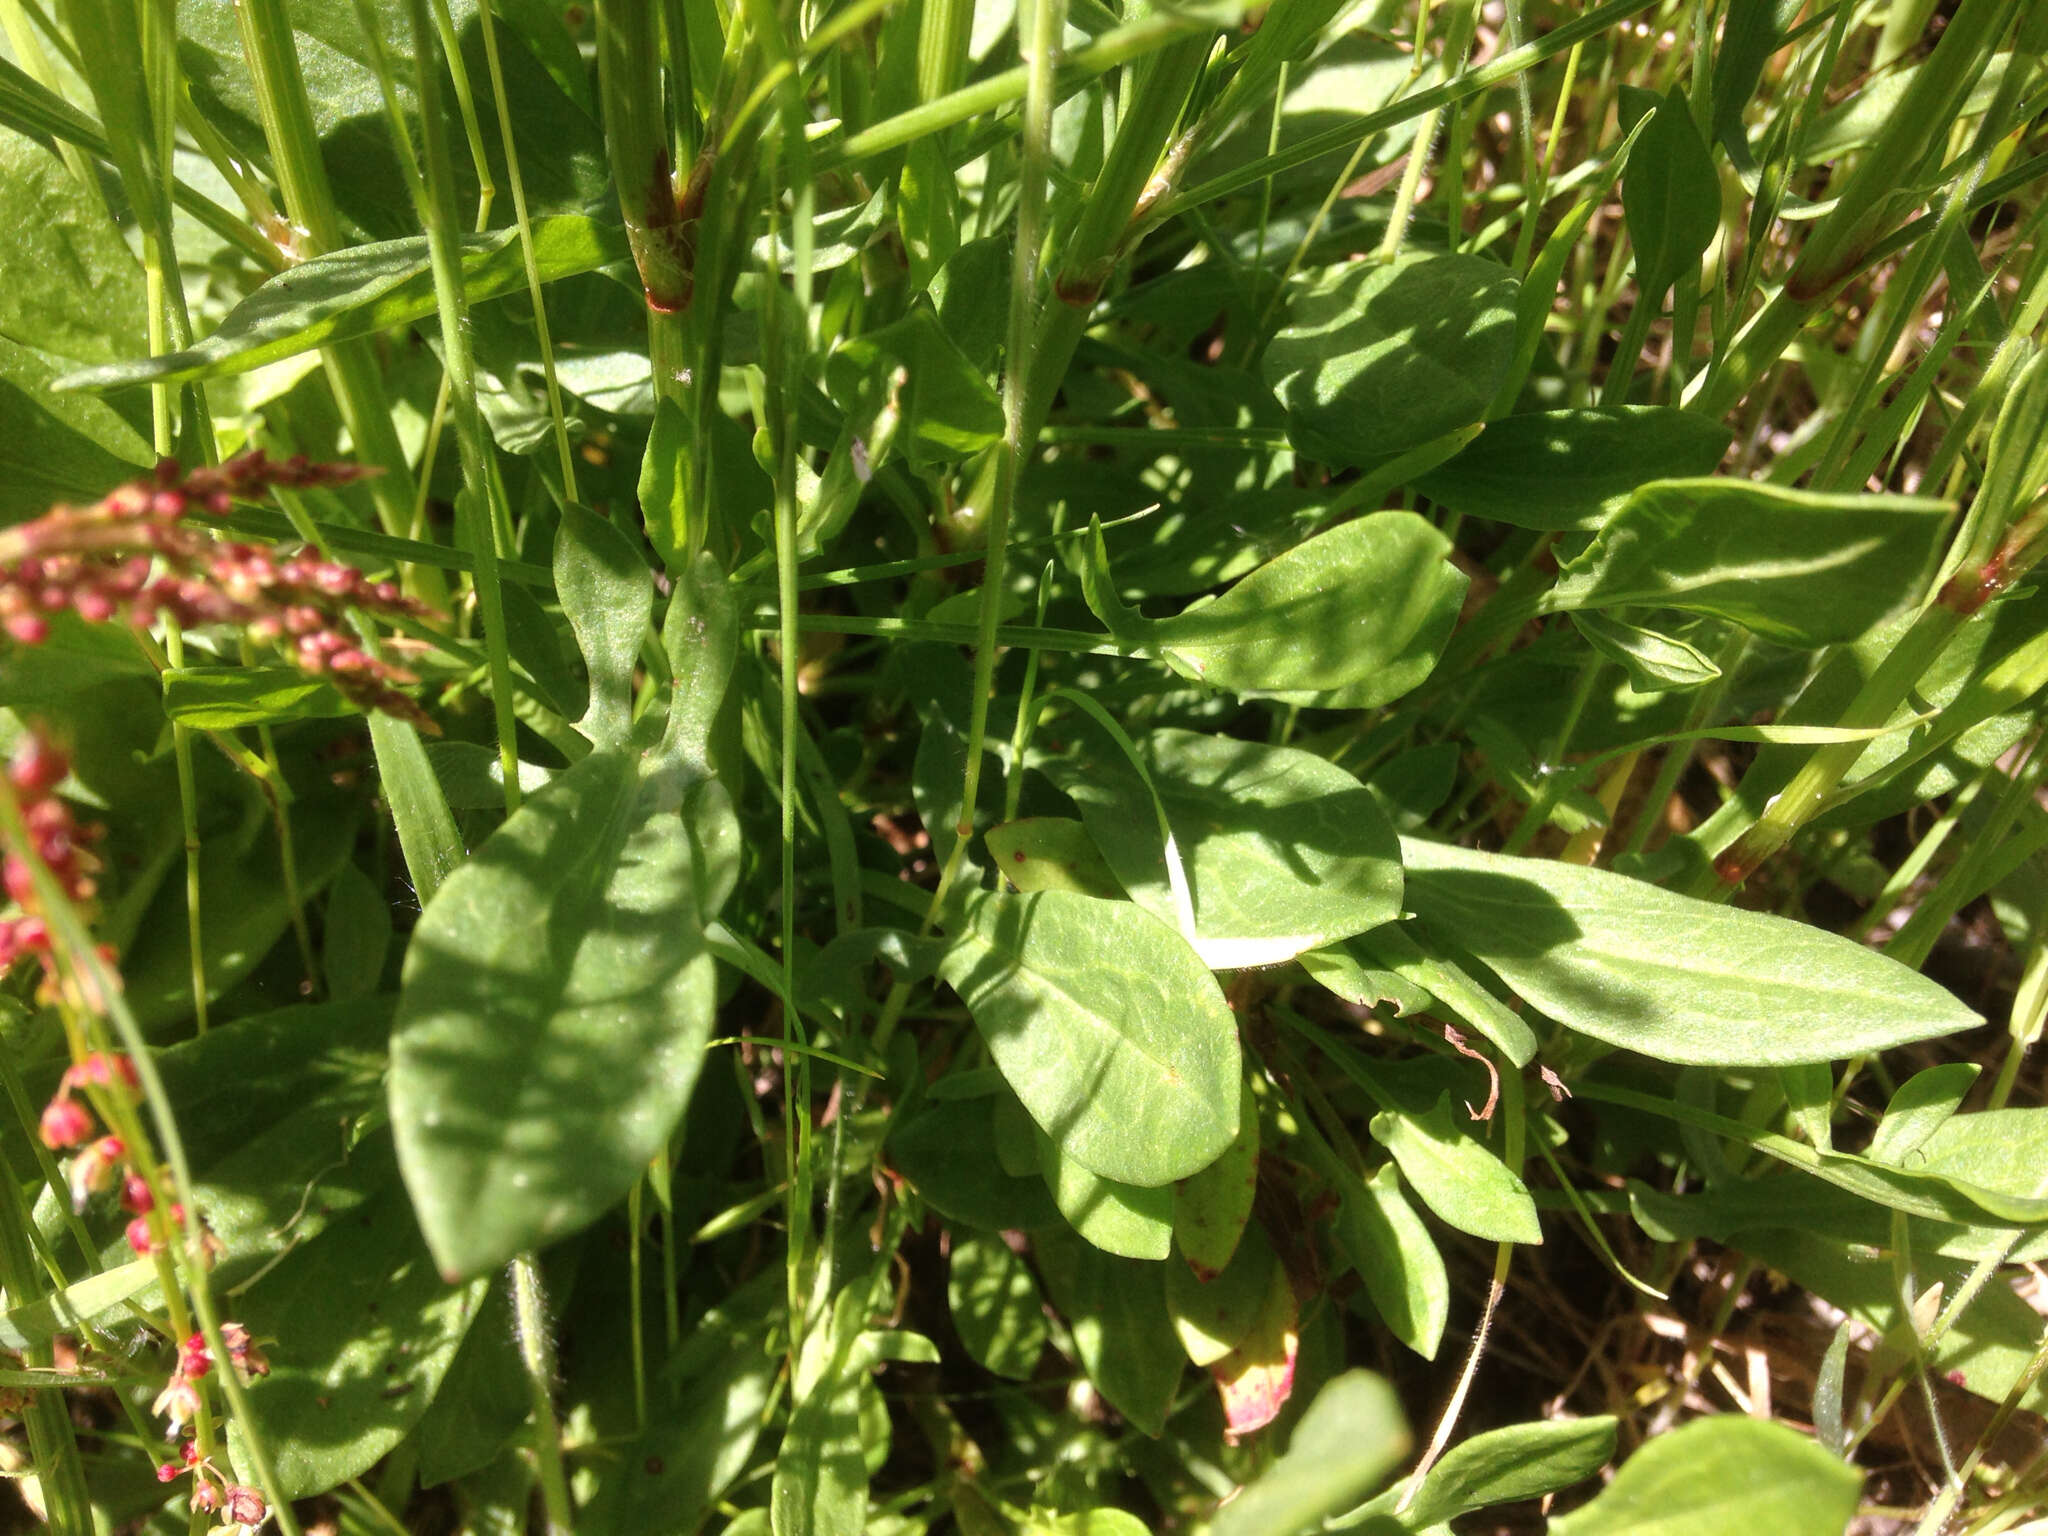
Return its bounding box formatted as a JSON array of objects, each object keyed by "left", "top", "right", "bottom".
[{"left": 0, "top": 0, "right": 2044, "bottom": 1533}]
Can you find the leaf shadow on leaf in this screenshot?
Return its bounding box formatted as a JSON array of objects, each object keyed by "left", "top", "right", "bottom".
[{"left": 391, "top": 755, "right": 714, "bottom": 1277}]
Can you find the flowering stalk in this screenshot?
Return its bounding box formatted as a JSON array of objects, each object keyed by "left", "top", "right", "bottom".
[
  {"left": 0, "top": 453, "right": 437, "bottom": 728},
  {"left": 1, "top": 734, "right": 298, "bottom": 1536}
]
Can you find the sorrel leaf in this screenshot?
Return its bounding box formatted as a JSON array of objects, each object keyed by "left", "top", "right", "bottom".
[
  {"left": 937, "top": 888, "right": 1240, "bottom": 1188},
  {"left": 1547, "top": 479, "right": 1954, "bottom": 647},
  {"left": 1549, "top": 1416, "right": 1860, "bottom": 1536},
  {"left": 1264, "top": 251, "right": 1519, "bottom": 465},
  {"left": 390, "top": 746, "right": 718, "bottom": 1279},
  {"left": 1401, "top": 838, "right": 1980, "bottom": 1064}
]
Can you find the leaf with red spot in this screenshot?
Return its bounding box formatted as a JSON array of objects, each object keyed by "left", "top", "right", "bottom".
[
  {"left": 1167, "top": 1222, "right": 1278, "bottom": 1366},
  {"left": 1212, "top": 1259, "right": 1299, "bottom": 1441}
]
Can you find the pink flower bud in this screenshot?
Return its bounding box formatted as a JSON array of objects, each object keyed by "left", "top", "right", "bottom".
[
  {"left": 189, "top": 1480, "right": 221, "bottom": 1514},
  {"left": 122, "top": 1171, "right": 154, "bottom": 1213},
  {"left": 179, "top": 1334, "right": 212, "bottom": 1379},
  {"left": 39, "top": 1096, "right": 92, "bottom": 1149},
  {"left": 9, "top": 738, "right": 67, "bottom": 793},
  {"left": 6, "top": 613, "right": 49, "bottom": 643}
]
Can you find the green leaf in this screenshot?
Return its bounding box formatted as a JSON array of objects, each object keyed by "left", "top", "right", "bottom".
[
  {"left": 554, "top": 503, "right": 651, "bottom": 745},
  {"left": 1353, "top": 1416, "right": 1618, "bottom": 1527},
  {"left": 1569, "top": 610, "right": 1723, "bottom": 694},
  {"left": 390, "top": 746, "right": 718, "bottom": 1279},
  {"left": 161, "top": 666, "right": 356, "bottom": 730},
  {"left": 1400, "top": 837, "right": 1983, "bottom": 1066},
  {"left": 1146, "top": 511, "right": 1467, "bottom": 699},
  {"left": 1621, "top": 88, "right": 1721, "bottom": 293},
  {"left": 823, "top": 307, "right": 1003, "bottom": 470},
  {"left": 889, "top": 1097, "right": 1063, "bottom": 1231},
  {"left": 1173, "top": 1077, "right": 1260, "bottom": 1279},
  {"left": 1264, "top": 252, "right": 1519, "bottom": 466},
  {"left": 1334, "top": 1161, "right": 1448, "bottom": 1361},
  {"left": 1549, "top": 1416, "right": 1859, "bottom": 1536},
  {"left": 1210, "top": 1371, "right": 1409, "bottom": 1536},
  {"left": 1411, "top": 408, "right": 1732, "bottom": 531},
  {"left": 322, "top": 862, "right": 392, "bottom": 1002},
  {"left": 1867, "top": 1064, "right": 1982, "bottom": 1166},
  {"left": 230, "top": 1140, "right": 487, "bottom": 1500},
  {"left": 1166, "top": 1222, "right": 1278, "bottom": 1366},
  {"left": 936, "top": 888, "right": 1241, "bottom": 1188},
  {"left": 498, "top": 581, "right": 586, "bottom": 723},
  {"left": 985, "top": 817, "right": 1127, "bottom": 899},
  {"left": 0, "top": 1260, "right": 156, "bottom": 1352},
  {"left": 1370, "top": 1095, "right": 1542, "bottom": 1245},
  {"left": 585, "top": 1284, "right": 778, "bottom": 1534},
  {"left": 949, "top": 1234, "right": 1050, "bottom": 1380},
  {"left": 1037, "top": 1128, "right": 1174, "bottom": 1260},
  {"left": 123, "top": 775, "right": 362, "bottom": 1029},
  {"left": 410, "top": 1282, "right": 527, "bottom": 1487},
  {"left": 1034, "top": 1230, "right": 1186, "bottom": 1437},
  {"left": 0, "top": 133, "right": 145, "bottom": 364},
  {"left": 0, "top": 337, "right": 151, "bottom": 526},
  {"left": 773, "top": 1286, "right": 874, "bottom": 1536},
  {"left": 1350, "top": 924, "right": 1539, "bottom": 1067},
  {"left": 55, "top": 215, "right": 630, "bottom": 392},
  {"left": 1547, "top": 479, "right": 1954, "bottom": 648},
  {"left": 1055, "top": 728, "right": 1401, "bottom": 968}
]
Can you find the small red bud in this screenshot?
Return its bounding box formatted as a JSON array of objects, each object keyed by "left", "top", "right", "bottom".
[{"left": 39, "top": 1096, "right": 93, "bottom": 1149}]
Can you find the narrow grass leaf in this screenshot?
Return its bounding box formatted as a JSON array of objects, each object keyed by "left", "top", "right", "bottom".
[{"left": 55, "top": 216, "right": 630, "bottom": 392}]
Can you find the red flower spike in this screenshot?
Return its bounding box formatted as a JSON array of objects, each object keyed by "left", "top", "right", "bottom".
[{"left": 0, "top": 454, "right": 431, "bottom": 727}]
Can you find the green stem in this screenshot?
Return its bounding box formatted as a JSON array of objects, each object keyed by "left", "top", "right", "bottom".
[{"left": 509, "top": 1255, "right": 575, "bottom": 1536}]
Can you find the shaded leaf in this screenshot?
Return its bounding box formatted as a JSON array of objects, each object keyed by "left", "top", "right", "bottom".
[
  {"left": 1411, "top": 408, "right": 1730, "bottom": 531},
  {"left": 1173, "top": 1077, "right": 1260, "bottom": 1279},
  {"left": 1264, "top": 252, "right": 1519, "bottom": 465},
  {"left": 390, "top": 747, "right": 718, "bottom": 1279},
  {"left": 1146, "top": 512, "right": 1466, "bottom": 699},
  {"left": 1335, "top": 1162, "right": 1448, "bottom": 1361},
  {"left": 949, "top": 1235, "right": 1050, "bottom": 1380},
  {"left": 1211, "top": 1371, "right": 1409, "bottom": 1536},
  {"left": 1034, "top": 1230, "right": 1185, "bottom": 1436},
  {"left": 1622, "top": 88, "right": 1721, "bottom": 293}
]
